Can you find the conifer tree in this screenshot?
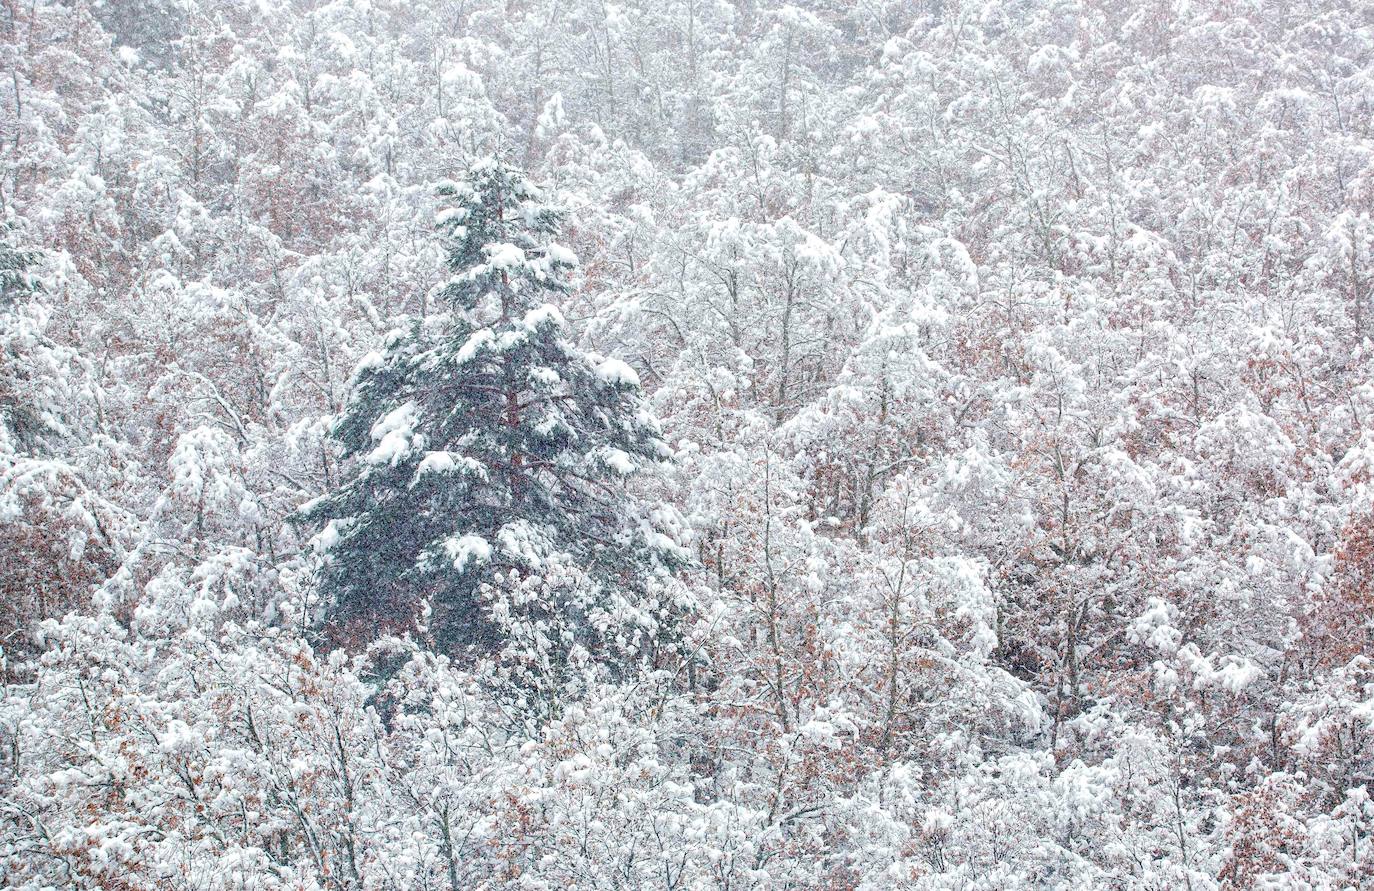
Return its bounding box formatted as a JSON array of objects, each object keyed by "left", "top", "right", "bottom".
[
  {"left": 0, "top": 225, "right": 48, "bottom": 455},
  {"left": 299, "top": 159, "right": 687, "bottom": 682},
  {"left": 0, "top": 226, "right": 38, "bottom": 310}
]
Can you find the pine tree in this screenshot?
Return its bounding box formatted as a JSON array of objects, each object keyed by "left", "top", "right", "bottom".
[
  {"left": 0, "top": 225, "right": 48, "bottom": 455},
  {"left": 299, "top": 159, "right": 687, "bottom": 682},
  {"left": 0, "top": 225, "right": 39, "bottom": 311}
]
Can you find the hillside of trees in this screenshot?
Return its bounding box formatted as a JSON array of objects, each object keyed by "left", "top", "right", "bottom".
[{"left": 3, "top": 0, "right": 1374, "bottom": 887}]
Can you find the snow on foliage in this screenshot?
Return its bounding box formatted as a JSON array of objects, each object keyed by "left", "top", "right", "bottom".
[
  {"left": 2, "top": 0, "right": 1373, "bottom": 887},
  {"left": 594, "top": 356, "right": 640, "bottom": 388}
]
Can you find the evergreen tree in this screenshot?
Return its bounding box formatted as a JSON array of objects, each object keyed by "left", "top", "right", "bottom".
[
  {"left": 0, "top": 225, "right": 39, "bottom": 311},
  {"left": 0, "top": 225, "right": 49, "bottom": 455},
  {"left": 299, "top": 159, "right": 688, "bottom": 683}
]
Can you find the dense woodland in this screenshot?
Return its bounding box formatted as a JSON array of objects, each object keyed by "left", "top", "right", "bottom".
[{"left": 2, "top": 0, "right": 1374, "bottom": 887}]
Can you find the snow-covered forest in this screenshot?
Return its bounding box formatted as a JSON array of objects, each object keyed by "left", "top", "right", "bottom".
[{"left": 2, "top": 0, "right": 1373, "bottom": 886}]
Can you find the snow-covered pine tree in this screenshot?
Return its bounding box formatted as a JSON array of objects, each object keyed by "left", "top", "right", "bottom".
[
  {"left": 299, "top": 158, "right": 688, "bottom": 683},
  {"left": 0, "top": 225, "right": 39, "bottom": 310},
  {"left": 0, "top": 225, "right": 48, "bottom": 454}
]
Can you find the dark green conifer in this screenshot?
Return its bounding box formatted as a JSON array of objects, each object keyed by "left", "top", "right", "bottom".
[{"left": 299, "top": 160, "right": 686, "bottom": 678}]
